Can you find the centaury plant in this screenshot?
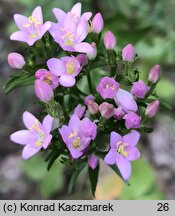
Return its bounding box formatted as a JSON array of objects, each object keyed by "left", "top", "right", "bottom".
[{"left": 5, "top": 2, "right": 163, "bottom": 196}]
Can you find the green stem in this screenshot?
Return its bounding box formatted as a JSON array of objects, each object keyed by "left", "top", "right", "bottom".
[{"left": 87, "top": 70, "right": 93, "bottom": 94}]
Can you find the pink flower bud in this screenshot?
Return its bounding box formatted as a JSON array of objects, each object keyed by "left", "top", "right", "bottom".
[
  {"left": 104, "top": 31, "right": 116, "bottom": 50},
  {"left": 123, "top": 111, "right": 141, "bottom": 129},
  {"left": 99, "top": 102, "right": 114, "bottom": 119},
  {"left": 145, "top": 100, "right": 159, "bottom": 118},
  {"left": 122, "top": 44, "right": 135, "bottom": 61},
  {"left": 114, "top": 107, "right": 125, "bottom": 120},
  {"left": 7, "top": 52, "right": 25, "bottom": 69},
  {"left": 91, "top": 12, "right": 104, "bottom": 34},
  {"left": 34, "top": 79, "right": 53, "bottom": 102},
  {"left": 88, "top": 154, "right": 99, "bottom": 169},
  {"left": 87, "top": 42, "right": 97, "bottom": 60},
  {"left": 73, "top": 104, "right": 86, "bottom": 119},
  {"left": 76, "top": 54, "right": 88, "bottom": 67},
  {"left": 131, "top": 80, "right": 150, "bottom": 99},
  {"left": 84, "top": 95, "right": 99, "bottom": 114},
  {"left": 148, "top": 65, "right": 160, "bottom": 83}
]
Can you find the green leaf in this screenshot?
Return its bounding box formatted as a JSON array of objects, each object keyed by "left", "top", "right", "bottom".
[
  {"left": 88, "top": 164, "right": 100, "bottom": 197},
  {"left": 138, "top": 127, "right": 154, "bottom": 133},
  {"left": 160, "top": 101, "right": 173, "bottom": 110},
  {"left": 47, "top": 151, "right": 61, "bottom": 171},
  {"left": 68, "top": 162, "right": 87, "bottom": 194},
  {"left": 4, "top": 72, "right": 35, "bottom": 94}
]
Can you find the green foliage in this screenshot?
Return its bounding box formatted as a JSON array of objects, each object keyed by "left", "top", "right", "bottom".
[
  {"left": 21, "top": 155, "right": 64, "bottom": 198},
  {"left": 88, "top": 164, "right": 100, "bottom": 196},
  {"left": 119, "top": 157, "right": 165, "bottom": 200}
]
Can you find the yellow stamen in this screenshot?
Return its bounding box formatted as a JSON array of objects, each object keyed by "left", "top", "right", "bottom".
[
  {"left": 72, "top": 137, "right": 81, "bottom": 149},
  {"left": 66, "top": 60, "right": 75, "bottom": 74},
  {"left": 36, "top": 141, "right": 42, "bottom": 147},
  {"left": 29, "top": 33, "right": 38, "bottom": 39},
  {"left": 117, "top": 142, "right": 129, "bottom": 157},
  {"left": 69, "top": 128, "right": 77, "bottom": 138}
]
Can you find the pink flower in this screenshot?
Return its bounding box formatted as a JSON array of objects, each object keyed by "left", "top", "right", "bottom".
[
  {"left": 34, "top": 79, "right": 53, "bottom": 102},
  {"left": 88, "top": 154, "right": 99, "bottom": 169},
  {"left": 73, "top": 104, "right": 86, "bottom": 119},
  {"left": 114, "top": 107, "right": 125, "bottom": 120},
  {"left": 145, "top": 100, "right": 159, "bottom": 118},
  {"left": 122, "top": 44, "right": 135, "bottom": 61},
  {"left": 148, "top": 65, "right": 160, "bottom": 83},
  {"left": 91, "top": 12, "right": 104, "bottom": 34},
  {"left": 131, "top": 80, "right": 150, "bottom": 98},
  {"left": 104, "top": 130, "right": 141, "bottom": 180},
  {"left": 59, "top": 115, "right": 97, "bottom": 159},
  {"left": 123, "top": 112, "right": 141, "bottom": 129},
  {"left": 10, "top": 6, "right": 51, "bottom": 46},
  {"left": 47, "top": 56, "right": 81, "bottom": 87},
  {"left": 35, "top": 69, "right": 59, "bottom": 89},
  {"left": 84, "top": 95, "right": 99, "bottom": 114},
  {"left": 99, "top": 102, "right": 114, "bottom": 119},
  {"left": 49, "top": 3, "right": 93, "bottom": 54},
  {"left": 7, "top": 52, "right": 25, "bottom": 69},
  {"left": 10, "top": 111, "right": 53, "bottom": 159},
  {"left": 104, "top": 31, "right": 116, "bottom": 50},
  {"left": 114, "top": 89, "right": 138, "bottom": 113},
  {"left": 96, "top": 77, "right": 119, "bottom": 99}
]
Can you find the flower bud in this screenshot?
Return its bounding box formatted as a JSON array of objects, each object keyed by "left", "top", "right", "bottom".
[
  {"left": 145, "top": 100, "right": 159, "bottom": 118},
  {"left": 131, "top": 80, "right": 150, "bottom": 98},
  {"left": 91, "top": 12, "right": 104, "bottom": 34},
  {"left": 34, "top": 79, "right": 53, "bottom": 102},
  {"left": 87, "top": 42, "right": 97, "bottom": 60},
  {"left": 104, "top": 31, "right": 116, "bottom": 50},
  {"left": 84, "top": 95, "right": 99, "bottom": 114},
  {"left": 148, "top": 65, "right": 160, "bottom": 83},
  {"left": 122, "top": 44, "right": 135, "bottom": 61},
  {"left": 73, "top": 104, "right": 86, "bottom": 119},
  {"left": 76, "top": 54, "right": 88, "bottom": 67},
  {"left": 99, "top": 102, "right": 114, "bottom": 119},
  {"left": 114, "top": 107, "right": 125, "bottom": 120},
  {"left": 88, "top": 154, "right": 99, "bottom": 169},
  {"left": 7, "top": 52, "right": 25, "bottom": 69},
  {"left": 123, "top": 111, "right": 141, "bottom": 129}
]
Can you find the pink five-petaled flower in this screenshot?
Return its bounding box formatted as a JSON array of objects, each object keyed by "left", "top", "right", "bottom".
[
  {"left": 10, "top": 6, "right": 51, "bottom": 46},
  {"left": 10, "top": 111, "right": 53, "bottom": 160},
  {"left": 49, "top": 3, "right": 93, "bottom": 54},
  {"left": 114, "top": 88, "right": 138, "bottom": 113},
  {"left": 96, "top": 77, "right": 119, "bottom": 99},
  {"left": 104, "top": 130, "right": 141, "bottom": 180},
  {"left": 123, "top": 111, "right": 141, "bottom": 129},
  {"left": 131, "top": 80, "right": 150, "bottom": 99},
  {"left": 59, "top": 115, "right": 97, "bottom": 159},
  {"left": 47, "top": 56, "right": 81, "bottom": 87},
  {"left": 35, "top": 69, "right": 59, "bottom": 89}
]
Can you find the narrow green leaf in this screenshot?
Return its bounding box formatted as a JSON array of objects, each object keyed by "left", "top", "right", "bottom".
[
  {"left": 68, "top": 162, "right": 87, "bottom": 194},
  {"left": 47, "top": 151, "right": 61, "bottom": 171},
  {"left": 88, "top": 164, "right": 100, "bottom": 197}
]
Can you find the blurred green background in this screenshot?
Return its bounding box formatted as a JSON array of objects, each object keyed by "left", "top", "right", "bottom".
[{"left": 0, "top": 0, "right": 175, "bottom": 200}]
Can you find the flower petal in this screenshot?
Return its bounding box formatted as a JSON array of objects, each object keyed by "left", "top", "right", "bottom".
[
  {"left": 53, "top": 8, "right": 66, "bottom": 23},
  {"left": 42, "top": 115, "right": 54, "bottom": 134},
  {"left": 47, "top": 58, "right": 65, "bottom": 76},
  {"left": 10, "top": 130, "right": 31, "bottom": 145},
  {"left": 42, "top": 134, "right": 52, "bottom": 149},
  {"left": 123, "top": 130, "right": 140, "bottom": 146},
  {"left": 14, "top": 14, "right": 30, "bottom": 32},
  {"left": 74, "top": 42, "right": 94, "bottom": 54},
  {"left": 22, "top": 145, "right": 40, "bottom": 160},
  {"left": 70, "top": 149, "right": 83, "bottom": 159},
  {"left": 40, "top": 21, "right": 52, "bottom": 37},
  {"left": 75, "top": 21, "right": 88, "bottom": 43},
  {"left": 63, "top": 14, "right": 76, "bottom": 33},
  {"left": 126, "top": 146, "right": 141, "bottom": 161},
  {"left": 32, "top": 6, "right": 43, "bottom": 24},
  {"left": 116, "top": 156, "right": 131, "bottom": 180},
  {"left": 80, "top": 12, "right": 92, "bottom": 21},
  {"left": 104, "top": 149, "right": 117, "bottom": 165},
  {"left": 10, "top": 31, "right": 28, "bottom": 43},
  {"left": 71, "top": 2, "right": 82, "bottom": 18},
  {"left": 23, "top": 111, "right": 39, "bottom": 130},
  {"left": 59, "top": 125, "right": 71, "bottom": 144},
  {"left": 110, "top": 131, "right": 122, "bottom": 148},
  {"left": 59, "top": 75, "right": 76, "bottom": 87}
]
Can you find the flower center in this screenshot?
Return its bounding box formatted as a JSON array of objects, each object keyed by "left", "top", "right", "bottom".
[
  {"left": 60, "top": 28, "right": 75, "bottom": 46},
  {"left": 72, "top": 137, "right": 81, "bottom": 149},
  {"left": 44, "top": 74, "right": 53, "bottom": 85},
  {"left": 105, "top": 83, "right": 115, "bottom": 91},
  {"left": 116, "top": 141, "right": 129, "bottom": 157},
  {"left": 23, "top": 16, "right": 41, "bottom": 28},
  {"left": 29, "top": 120, "right": 45, "bottom": 147},
  {"left": 66, "top": 60, "right": 76, "bottom": 74},
  {"left": 69, "top": 128, "right": 77, "bottom": 138}
]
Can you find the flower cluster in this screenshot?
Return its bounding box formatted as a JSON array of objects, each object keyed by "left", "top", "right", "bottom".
[{"left": 7, "top": 3, "right": 162, "bottom": 195}]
